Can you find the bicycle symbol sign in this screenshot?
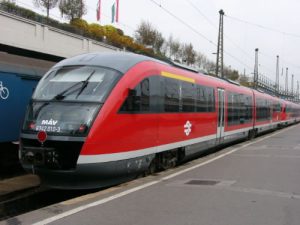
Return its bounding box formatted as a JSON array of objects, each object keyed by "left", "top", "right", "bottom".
[{"left": 0, "top": 81, "right": 9, "bottom": 100}]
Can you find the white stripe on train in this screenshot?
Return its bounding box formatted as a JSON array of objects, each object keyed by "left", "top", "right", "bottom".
[{"left": 78, "top": 120, "right": 298, "bottom": 164}]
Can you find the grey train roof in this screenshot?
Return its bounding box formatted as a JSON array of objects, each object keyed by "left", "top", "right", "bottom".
[{"left": 53, "top": 52, "right": 164, "bottom": 73}]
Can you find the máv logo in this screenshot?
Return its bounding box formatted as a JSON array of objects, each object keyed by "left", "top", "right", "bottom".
[
  {"left": 41, "top": 119, "right": 58, "bottom": 126},
  {"left": 184, "top": 121, "right": 192, "bottom": 136}
]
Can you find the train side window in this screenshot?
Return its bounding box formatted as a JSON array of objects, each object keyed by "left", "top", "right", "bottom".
[
  {"left": 233, "top": 94, "right": 239, "bottom": 124},
  {"left": 164, "top": 78, "right": 180, "bottom": 112},
  {"left": 196, "top": 86, "right": 206, "bottom": 112},
  {"left": 196, "top": 86, "right": 215, "bottom": 112},
  {"left": 207, "top": 87, "right": 215, "bottom": 112},
  {"left": 227, "top": 92, "right": 252, "bottom": 126},
  {"left": 256, "top": 98, "right": 271, "bottom": 121},
  {"left": 246, "top": 96, "right": 253, "bottom": 122},
  {"left": 227, "top": 93, "right": 233, "bottom": 125},
  {"left": 182, "top": 82, "right": 196, "bottom": 112}
]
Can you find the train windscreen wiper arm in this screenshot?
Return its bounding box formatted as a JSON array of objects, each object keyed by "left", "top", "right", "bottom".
[
  {"left": 75, "top": 70, "right": 96, "bottom": 99},
  {"left": 53, "top": 70, "right": 95, "bottom": 100}
]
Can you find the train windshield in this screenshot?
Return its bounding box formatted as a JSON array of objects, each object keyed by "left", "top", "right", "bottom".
[{"left": 33, "top": 66, "right": 121, "bottom": 102}]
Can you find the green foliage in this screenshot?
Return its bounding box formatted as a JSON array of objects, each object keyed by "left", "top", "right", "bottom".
[
  {"left": 181, "top": 43, "right": 196, "bottom": 66},
  {"left": 225, "top": 68, "right": 239, "bottom": 81},
  {"left": 70, "top": 18, "right": 89, "bottom": 33},
  {"left": 1, "top": 1, "right": 37, "bottom": 20},
  {"left": 33, "top": 0, "right": 59, "bottom": 18},
  {"left": 135, "top": 21, "right": 165, "bottom": 53},
  {"left": 88, "top": 23, "right": 104, "bottom": 41},
  {"left": 59, "top": 0, "right": 87, "bottom": 20},
  {"left": 102, "top": 25, "right": 121, "bottom": 37}
]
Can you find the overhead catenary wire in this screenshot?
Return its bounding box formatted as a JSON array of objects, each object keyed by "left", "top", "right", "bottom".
[
  {"left": 225, "top": 13, "right": 300, "bottom": 76},
  {"left": 149, "top": 0, "right": 253, "bottom": 71},
  {"left": 149, "top": 0, "right": 215, "bottom": 45},
  {"left": 186, "top": 0, "right": 255, "bottom": 62},
  {"left": 185, "top": 1, "right": 300, "bottom": 78},
  {"left": 226, "top": 14, "right": 300, "bottom": 39}
]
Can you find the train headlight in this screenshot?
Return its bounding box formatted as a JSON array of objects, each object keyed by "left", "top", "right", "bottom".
[
  {"left": 78, "top": 124, "right": 88, "bottom": 133},
  {"left": 28, "top": 121, "right": 36, "bottom": 130}
]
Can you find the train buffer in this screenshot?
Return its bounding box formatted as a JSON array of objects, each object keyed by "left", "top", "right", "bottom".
[{"left": 2, "top": 123, "right": 300, "bottom": 225}]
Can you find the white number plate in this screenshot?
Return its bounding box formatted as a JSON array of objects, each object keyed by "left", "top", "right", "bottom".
[{"left": 35, "top": 125, "right": 61, "bottom": 133}]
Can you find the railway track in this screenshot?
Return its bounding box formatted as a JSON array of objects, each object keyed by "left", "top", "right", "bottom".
[
  {"left": 0, "top": 186, "right": 98, "bottom": 221},
  {"left": 0, "top": 143, "right": 25, "bottom": 180}
]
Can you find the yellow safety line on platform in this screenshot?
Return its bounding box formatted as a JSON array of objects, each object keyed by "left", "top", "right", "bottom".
[{"left": 161, "top": 71, "right": 195, "bottom": 83}]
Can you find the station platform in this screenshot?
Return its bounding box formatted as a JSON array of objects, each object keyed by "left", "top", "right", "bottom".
[{"left": 2, "top": 124, "right": 300, "bottom": 225}]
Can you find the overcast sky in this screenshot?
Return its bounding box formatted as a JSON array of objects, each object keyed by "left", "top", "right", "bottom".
[{"left": 16, "top": 0, "right": 300, "bottom": 88}]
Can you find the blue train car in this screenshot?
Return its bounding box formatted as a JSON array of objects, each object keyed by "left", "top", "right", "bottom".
[{"left": 0, "top": 53, "right": 53, "bottom": 143}]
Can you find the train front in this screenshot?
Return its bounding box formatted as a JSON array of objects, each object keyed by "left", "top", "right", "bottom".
[{"left": 19, "top": 57, "right": 123, "bottom": 189}]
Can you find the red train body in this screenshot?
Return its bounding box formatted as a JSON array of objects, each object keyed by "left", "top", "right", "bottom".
[{"left": 19, "top": 52, "right": 300, "bottom": 189}]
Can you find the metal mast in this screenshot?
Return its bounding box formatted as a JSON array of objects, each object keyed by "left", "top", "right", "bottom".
[
  {"left": 285, "top": 68, "right": 288, "bottom": 95},
  {"left": 297, "top": 81, "right": 299, "bottom": 100},
  {"left": 276, "top": 55, "right": 279, "bottom": 95},
  {"left": 215, "top": 9, "right": 224, "bottom": 78},
  {"left": 291, "top": 74, "right": 294, "bottom": 97},
  {"left": 254, "top": 48, "right": 259, "bottom": 89}
]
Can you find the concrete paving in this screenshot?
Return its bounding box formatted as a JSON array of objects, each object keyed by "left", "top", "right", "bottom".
[{"left": 2, "top": 124, "right": 300, "bottom": 225}]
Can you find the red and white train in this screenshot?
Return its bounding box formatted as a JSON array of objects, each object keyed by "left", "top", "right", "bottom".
[{"left": 19, "top": 52, "right": 300, "bottom": 189}]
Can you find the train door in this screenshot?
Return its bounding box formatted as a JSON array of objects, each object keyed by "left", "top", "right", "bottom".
[{"left": 217, "top": 88, "right": 225, "bottom": 142}]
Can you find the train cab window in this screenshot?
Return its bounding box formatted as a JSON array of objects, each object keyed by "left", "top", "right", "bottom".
[
  {"left": 164, "top": 78, "right": 180, "bottom": 112},
  {"left": 140, "top": 79, "right": 150, "bottom": 111},
  {"left": 120, "top": 78, "right": 151, "bottom": 112}
]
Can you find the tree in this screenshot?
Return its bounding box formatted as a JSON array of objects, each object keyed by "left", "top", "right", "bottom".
[
  {"left": 224, "top": 67, "right": 239, "bottom": 80},
  {"left": 239, "top": 75, "right": 251, "bottom": 87},
  {"left": 33, "top": 0, "right": 59, "bottom": 18},
  {"left": 59, "top": 0, "right": 87, "bottom": 20},
  {"left": 203, "top": 61, "right": 216, "bottom": 75},
  {"left": 135, "top": 21, "right": 165, "bottom": 53},
  {"left": 181, "top": 43, "right": 196, "bottom": 66},
  {"left": 153, "top": 31, "right": 164, "bottom": 54},
  {"left": 195, "top": 52, "right": 208, "bottom": 70},
  {"left": 135, "top": 21, "right": 155, "bottom": 46},
  {"left": 165, "top": 35, "right": 181, "bottom": 61},
  {"left": 164, "top": 35, "right": 180, "bottom": 60}
]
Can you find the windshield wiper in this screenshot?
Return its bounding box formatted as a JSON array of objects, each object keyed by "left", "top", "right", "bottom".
[
  {"left": 53, "top": 70, "right": 95, "bottom": 100},
  {"left": 75, "top": 70, "right": 96, "bottom": 99}
]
